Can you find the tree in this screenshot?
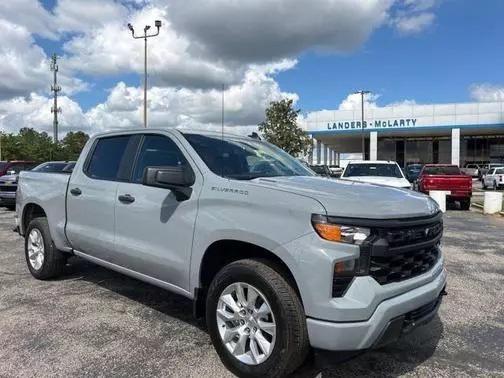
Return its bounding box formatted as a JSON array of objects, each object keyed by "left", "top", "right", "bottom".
[
  {"left": 258, "top": 99, "right": 312, "bottom": 156},
  {"left": 0, "top": 128, "right": 89, "bottom": 162},
  {"left": 59, "top": 131, "right": 89, "bottom": 160}
]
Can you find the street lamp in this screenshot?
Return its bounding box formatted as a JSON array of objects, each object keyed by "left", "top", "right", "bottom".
[
  {"left": 127, "top": 20, "right": 162, "bottom": 128},
  {"left": 354, "top": 90, "right": 371, "bottom": 160}
]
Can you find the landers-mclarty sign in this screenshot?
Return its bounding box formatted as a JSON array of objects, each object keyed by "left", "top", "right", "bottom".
[{"left": 327, "top": 118, "right": 418, "bottom": 130}]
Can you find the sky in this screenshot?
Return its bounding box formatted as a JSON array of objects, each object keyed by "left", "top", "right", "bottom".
[{"left": 0, "top": 0, "right": 503, "bottom": 137}]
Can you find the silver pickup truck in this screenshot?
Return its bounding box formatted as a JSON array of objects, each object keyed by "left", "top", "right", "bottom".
[{"left": 16, "top": 129, "right": 447, "bottom": 377}]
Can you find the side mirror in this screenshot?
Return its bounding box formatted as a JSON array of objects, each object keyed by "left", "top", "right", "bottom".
[{"left": 142, "top": 166, "right": 195, "bottom": 201}]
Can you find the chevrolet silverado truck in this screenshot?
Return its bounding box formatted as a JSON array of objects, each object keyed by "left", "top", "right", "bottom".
[
  {"left": 417, "top": 164, "right": 472, "bottom": 210},
  {"left": 16, "top": 129, "right": 447, "bottom": 378}
]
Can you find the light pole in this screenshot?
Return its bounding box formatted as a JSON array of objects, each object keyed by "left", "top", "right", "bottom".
[
  {"left": 354, "top": 90, "right": 371, "bottom": 160},
  {"left": 127, "top": 20, "right": 162, "bottom": 128}
]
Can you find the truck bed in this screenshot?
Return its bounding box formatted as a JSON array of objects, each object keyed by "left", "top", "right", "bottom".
[{"left": 17, "top": 171, "right": 72, "bottom": 251}]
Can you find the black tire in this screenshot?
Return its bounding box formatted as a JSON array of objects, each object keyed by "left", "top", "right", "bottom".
[
  {"left": 25, "top": 217, "right": 66, "bottom": 280},
  {"left": 460, "top": 199, "right": 471, "bottom": 210},
  {"left": 206, "top": 259, "right": 309, "bottom": 378}
]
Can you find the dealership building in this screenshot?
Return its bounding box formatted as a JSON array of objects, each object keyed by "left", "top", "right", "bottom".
[{"left": 304, "top": 101, "right": 504, "bottom": 167}]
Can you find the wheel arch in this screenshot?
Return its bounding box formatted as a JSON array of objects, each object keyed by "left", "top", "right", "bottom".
[
  {"left": 21, "top": 202, "right": 47, "bottom": 236},
  {"left": 194, "top": 239, "right": 302, "bottom": 318}
]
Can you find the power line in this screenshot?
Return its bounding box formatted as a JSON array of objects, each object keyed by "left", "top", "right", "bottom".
[{"left": 50, "top": 53, "right": 61, "bottom": 143}]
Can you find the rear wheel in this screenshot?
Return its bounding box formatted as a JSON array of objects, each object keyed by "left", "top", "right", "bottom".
[
  {"left": 206, "top": 259, "right": 309, "bottom": 378},
  {"left": 460, "top": 198, "right": 471, "bottom": 210},
  {"left": 25, "top": 217, "right": 66, "bottom": 279}
]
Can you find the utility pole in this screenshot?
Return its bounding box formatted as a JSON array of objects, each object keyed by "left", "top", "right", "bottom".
[
  {"left": 127, "top": 20, "right": 162, "bottom": 128},
  {"left": 50, "top": 53, "right": 61, "bottom": 143},
  {"left": 354, "top": 90, "right": 371, "bottom": 160}
]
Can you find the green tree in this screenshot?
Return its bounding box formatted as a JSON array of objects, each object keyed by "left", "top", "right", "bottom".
[
  {"left": 258, "top": 99, "right": 312, "bottom": 156},
  {"left": 59, "top": 131, "right": 89, "bottom": 160},
  {"left": 0, "top": 128, "right": 89, "bottom": 162}
]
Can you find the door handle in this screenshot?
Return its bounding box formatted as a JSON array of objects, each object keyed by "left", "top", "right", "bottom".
[
  {"left": 118, "top": 194, "right": 135, "bottom": 204},
  {"left": 70, "top": 188, "right": 82, "bottom": 196}
]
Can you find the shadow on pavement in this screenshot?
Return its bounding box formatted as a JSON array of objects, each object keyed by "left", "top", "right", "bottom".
[{"left": 58, "top": 255, "right": 444, "bottom": 378}]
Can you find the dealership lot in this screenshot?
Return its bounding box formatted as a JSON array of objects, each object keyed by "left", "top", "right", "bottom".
[{"left": 0, "top": 208, "right": 503, "bottom": 377}]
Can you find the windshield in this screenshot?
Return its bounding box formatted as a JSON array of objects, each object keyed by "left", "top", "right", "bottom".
[
  {"left": 343, "top": 163, "right": 403, "bottom": 178},
  {"left": 422, "top": 166, "right": 461, "bottom": 175},
  {"left": 184, "top": 133, "right": 314, "bottom": 180},
  {"left": 32, "top": 162, "right": 69, "bottom": 172}
]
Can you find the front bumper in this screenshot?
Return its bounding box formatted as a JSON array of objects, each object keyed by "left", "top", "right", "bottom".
[
  {"left": 0, "top": 191, "right": 16, "bottom": 205},
  {"left": 306, "top": 265, "right": 447, "bottom": 351}
]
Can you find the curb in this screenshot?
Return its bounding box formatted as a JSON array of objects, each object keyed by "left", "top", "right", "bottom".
[{"left": 470, "top": 202, "right": 504, "bottom": 217}]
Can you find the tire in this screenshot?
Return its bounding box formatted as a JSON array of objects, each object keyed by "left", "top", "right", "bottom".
[
  {"left": 206, "top": 259, "right": 309, "bottom": 378},
  {"left": 25, "top": 217, "right": 66, "bottom": 280},
  {"left": 460, "top": 198, "right": 471, "bottom": 210}
]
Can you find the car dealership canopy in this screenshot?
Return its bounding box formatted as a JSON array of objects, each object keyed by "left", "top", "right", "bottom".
[{"left": 304, "top": 101, "right": 504, "bottom": 167}]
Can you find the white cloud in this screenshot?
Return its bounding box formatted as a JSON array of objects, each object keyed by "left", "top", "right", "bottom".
[
  {"left": 470, "top": 84, "right": 504, "bottom": 102},
  {"left": 0, "top": 93, "right": 91, "bottom": 134},
  {"left": 390, "top": 0, "right": 438, "bottom": 34},
  {"left": 0, "top": 0, "right": 56, "bottom": 39},
  {"left": 0, "top": 19, "right": 86, "bottom": 99},
  {"left": 393, "top": 12, "right": 435, "bottom": 34},
  {"left": 338, "top": 92, "right": 381, "bottom": 111},
  {"left": 87, "top": 66, "right": 298, "bottom": 133}
]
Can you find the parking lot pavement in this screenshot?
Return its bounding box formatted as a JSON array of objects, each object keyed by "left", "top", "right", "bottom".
[{"left": 0, "top": 208, "right": 503, "bottom": 378}]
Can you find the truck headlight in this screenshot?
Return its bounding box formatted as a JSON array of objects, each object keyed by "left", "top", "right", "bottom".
[{"left": 311, "top": 214, "right": 370, "bottom": 244}]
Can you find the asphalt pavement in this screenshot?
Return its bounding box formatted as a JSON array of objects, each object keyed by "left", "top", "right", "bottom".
[{"left": 0, "top": 208, "right": 503, "bottom": 377}]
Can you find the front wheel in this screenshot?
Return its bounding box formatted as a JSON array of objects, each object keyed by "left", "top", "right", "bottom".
[{"left": 206, "top": 259, "right": 309, "bottom": 378}]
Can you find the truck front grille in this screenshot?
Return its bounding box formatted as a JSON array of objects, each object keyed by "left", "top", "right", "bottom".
[
  {"left": 369, "top": 247, "right": 439, "bottom": 285},
  {"left": 0, "top": 185, "right": 16, "bottom": 192}
]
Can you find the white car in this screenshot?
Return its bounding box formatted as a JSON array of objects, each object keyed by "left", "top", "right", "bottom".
[
  {"left": 341, "top": 160, "right": 411, "bottom": 189},
  {"left": 483, "top": 167, "right": 504, "bottom": 190}
]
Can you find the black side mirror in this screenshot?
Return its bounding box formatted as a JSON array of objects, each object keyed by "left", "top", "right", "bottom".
[{"left": 143, "top": 166, "right": 195, "bottom": 201}]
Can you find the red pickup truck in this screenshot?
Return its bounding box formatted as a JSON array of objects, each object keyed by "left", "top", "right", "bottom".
[{"left": 417, "top": 164, "right": 472, "bottom": 210}]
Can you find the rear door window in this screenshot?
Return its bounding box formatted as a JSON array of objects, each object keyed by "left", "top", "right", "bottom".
[{"left": 86, "top": 136, "right": 133, "bottom": 181}]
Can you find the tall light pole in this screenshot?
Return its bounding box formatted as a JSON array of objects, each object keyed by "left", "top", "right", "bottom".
[
  {"left": 354, "top": 90, "right": 371, "bottom": 160},
  {"left": 127, "top": 20, "right": 162, "bottom": 128},
  {"left": 50, "top": 53, "right": 61, "bottom": 143}
]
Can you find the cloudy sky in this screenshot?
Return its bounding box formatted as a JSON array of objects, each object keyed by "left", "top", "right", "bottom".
[{"left": 0, "top": 0, "right": 503, "bottom": 136}]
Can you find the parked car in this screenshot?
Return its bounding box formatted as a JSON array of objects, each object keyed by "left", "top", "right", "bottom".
[
  {"left": 460, "top": 163, "right": 480, "bottom": 178},
  {"left": 340, "top": 160, "right": 411, "bottom": 188},
  {"left": 404, "top": 163, "right": 424, "bottom": 184},
  {"left": 482, "top": 167, "right": 504, "bottom": 190},
  {"left": 17, "top": 129, "right": 446, "bottom": 377},
  {"left": 478, "top": 163, "right": 503, "bottom": 181},
  {"left": 0, "top": 160, "right": 36, "bottom": 177},
  {"left": 32, "top": 161, "right": 76, "bottom": 173},
  {"left": 0, "top": 161, "right": 75, "bottom": 209},
  {"left": 328, "top": 165, "right": 343, "bottom": 178},
  {"left": 417, "top": 164, "right": 472, "bottom": 210},
  {"left": 309, "top": 164, "right": 332, "bottom": 177}
]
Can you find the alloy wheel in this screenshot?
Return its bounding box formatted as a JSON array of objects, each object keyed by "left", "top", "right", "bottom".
[
  {"left": 27, "top": 228, "right": 45, "bottom": 270},
  {"left": 216, "top": 282, "right": 276, "bottom": 365}
]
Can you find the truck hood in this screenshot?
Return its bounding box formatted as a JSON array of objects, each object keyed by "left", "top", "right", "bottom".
[
  {"left": 340, "top": 176, "right": 411, "bottom": 188},
  {"left": 253, "top": 176, "right": 438, "bottom": 219}
]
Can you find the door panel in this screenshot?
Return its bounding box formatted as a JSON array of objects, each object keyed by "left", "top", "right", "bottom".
[
  {"left": 113, "top": 134, "right": 200, "bottom": 291},
  {"left": 66, "top": 135, "right": 135, "bottom": 260},
  {"left": 114, "top": 182, "right": 198, "bottom": 289}
]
